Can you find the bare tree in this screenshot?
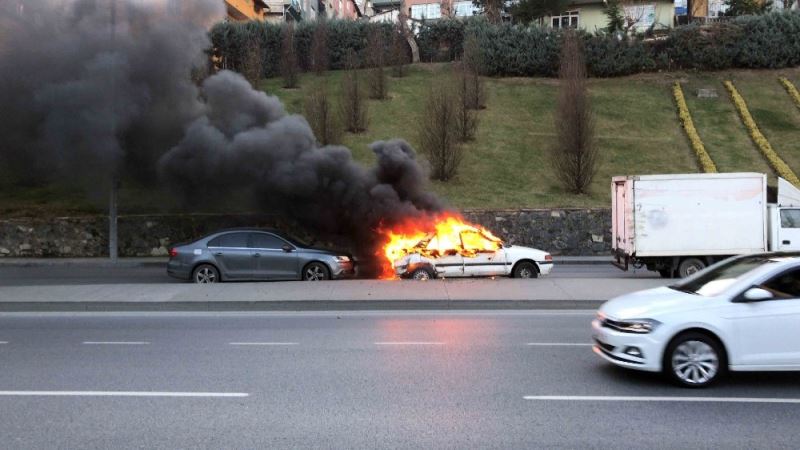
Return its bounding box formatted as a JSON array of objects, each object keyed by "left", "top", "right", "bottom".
[
  {"left": 462, "top": 33, "right": 486, "bottom": 110},
  {"left": 390, "top": 24, "right": 409, "bottom": 78},
  {"left": 304, "top": 80, "right": 343, "bottom": 145},
  {"left": 453, "top": 63, "right": 479, "bottom": 142},
  {"left": 280, "top": 23, "right": 299, "bottom": 89},
  {"left": 311, "top": 20, "right": 329, "bottom": 76},
  {"left": 550, "top": 31, "right": 597, "bottom": 194},
  {"left": 240, "top": 39, "right": 262, "bottom": 88},
  {"left": 340, "top": 51, "right": 368, "bottom": 133},
  {"left": 419, "top": 80, "right": 463, "bottom": 181},
  {"left": 366, "top": 27, "right": 389, "bottom": 100}
]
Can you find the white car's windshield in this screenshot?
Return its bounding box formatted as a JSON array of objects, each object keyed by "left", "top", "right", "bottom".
[{"left": 671, "top": 256, "right": 777, "bottom": 297}]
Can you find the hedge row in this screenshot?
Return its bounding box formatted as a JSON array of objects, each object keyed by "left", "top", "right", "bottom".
[
  {"left": 210, "top": 12, "right": 800, "bottom": 79},
  {"left": 417, "top": 12, "right": 800, "bottom": 77},
  {"left": 210, "top": 20, "right": 395, "bottom": 78}
]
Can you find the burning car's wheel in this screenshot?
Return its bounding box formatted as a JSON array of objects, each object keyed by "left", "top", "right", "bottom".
[
  {"left": 410, "top": 267, "right": 434, "bottom": 280},
  {"left": 512, "top": 261, "right": 539, "bottom": 279},
  {"left": 193, "top": 264, "right": 219, "bottom": 284},
  {"left": 303, "top": 262, "right": 330, "bottom": 281}
]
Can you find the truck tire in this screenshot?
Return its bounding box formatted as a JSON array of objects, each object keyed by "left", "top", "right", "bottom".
[{"left": 678, "top": 258, "right": 706, "bottom": 278}]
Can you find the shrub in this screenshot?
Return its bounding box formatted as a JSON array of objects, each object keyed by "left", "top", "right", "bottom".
[
  {"left": 584, "top": 33, "right": 656, "bottom": 77},
  {"left": 780, "top": 77, "right": 800, "bottom": 110},
  {"left": 419, "top": 80, "right": 462, "bottom": 181},
  {"left": 366, "top": 27, "right": 389, "bottom": 100},
  {"left": 304, "top": 80, "right": 343, "bottom": 146},
  {"left": 310, "top": 20, "right": 329, "bottom": 75},
  {"left": 672, "top": 82, "right": 718, "bottom": 173},
  {"left": 551, "top": 31, "right": 597, "bottom": 194},
  {"left": 340, "top": 52, "right": 368, "bottom": 133},
  {"left": 453, "top": 63, "right": 479, "bottom": 142},
  {"left": 417, "top": 18, "right": 467, "bottom": 62},
  {"left": 390, "top": 25, "right": 410, "bottom": 77},
  {"left": 280, "top": 24, "right": 299, "bottom": 89}
]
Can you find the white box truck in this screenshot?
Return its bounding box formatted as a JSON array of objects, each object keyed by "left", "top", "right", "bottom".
[{"left": 612, "top": 173, "right": 800, "bottom": 278}]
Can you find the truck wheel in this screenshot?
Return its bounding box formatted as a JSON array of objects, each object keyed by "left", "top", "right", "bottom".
[{"left": 678, "top": 258, "right": 706, "bottom": 278}]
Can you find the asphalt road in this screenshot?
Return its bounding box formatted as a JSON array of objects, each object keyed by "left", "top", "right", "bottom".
[
  {"left": 0, "top": 263, "right": 658, "bottom": 286},
  {"left": 0, "top": 311, "right": 798, "bottom": 449}
]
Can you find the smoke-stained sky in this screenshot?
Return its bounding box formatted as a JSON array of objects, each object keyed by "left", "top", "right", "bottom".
[{"left": 1, "top": 0, "right": 446, "bottom": 261}]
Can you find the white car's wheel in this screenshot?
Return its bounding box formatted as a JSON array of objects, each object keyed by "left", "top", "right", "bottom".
[
  {"left": 410, "top": 267, "right": 434, "bottom": 280},
  {"left": 513, "top": 261, "right": 539, "bottom": 279},
  {"left": 665, "top": 332, "right": 725, "bottom": 388}
]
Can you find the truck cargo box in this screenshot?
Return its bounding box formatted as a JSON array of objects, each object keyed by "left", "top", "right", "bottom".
[{"left": 612, "top": 173, "right": 767, "bottom": 258}]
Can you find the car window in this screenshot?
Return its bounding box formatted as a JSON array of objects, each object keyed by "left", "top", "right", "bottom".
[
  {"left": 760, "top": 268, "right": 800, "bottom": 299},
  {"left": 249, "top": 233, "right": 287, "bottom": 250},
  {"left": 780, "top": 209, "right": 800, "bottom": 228},
  {"left": 671, "top": 255, "right": 777, "bottom": 297},
  {"left": 208, "top": 232, "right": 249, "bottom": 248},
  {"left": 460, "top": 230, "right": 500, "bottom": 253}
]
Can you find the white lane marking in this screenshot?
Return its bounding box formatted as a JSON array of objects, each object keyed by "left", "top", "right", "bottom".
[
  {"left": 0, "top": 391, "right": 247, "bottom": 398},
  {"left": 0, "top": 341, "right": 7, "bottom": 345},
  {"left": 229, "top": 342, "right": 298, "bottom": 346},
  {"left": 82, "top": 341, "right": 149, "bottom": 345},
  {"left": 0, "top": 310, "right": 597, "bottom": 318},
  {"left": 374, "top": 342, "right": 444, "bottom": 345},
  {"left": 523, "top": 396, "right": 800, "bottom": 404},
  {"left": 526, "top": 343, "right": 592, "bottom": 346}
]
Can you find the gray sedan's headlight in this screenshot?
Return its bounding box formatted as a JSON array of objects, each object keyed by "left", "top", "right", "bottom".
[
  {"left": 335, "top": 256, "right": 351, "bottom": 262},
  {"left": 610, "top": 318, "right": 661, "bottom": 334}
]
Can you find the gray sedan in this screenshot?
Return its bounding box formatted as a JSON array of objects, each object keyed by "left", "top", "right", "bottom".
[{"left": 167, "top": 229, "right": 355, "bottom": 283}]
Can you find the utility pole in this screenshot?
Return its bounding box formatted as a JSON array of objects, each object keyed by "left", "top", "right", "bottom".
[{"left": 109, "top": 0, "right": 119, "bottom": 262}]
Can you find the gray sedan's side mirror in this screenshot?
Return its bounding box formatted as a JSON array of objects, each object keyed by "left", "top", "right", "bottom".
[
  {"left": 282, "top": 245, "right": 294, "bottom": 253},
  {"left": 742, "top": 287, "right": 774, "bottom": 302}
]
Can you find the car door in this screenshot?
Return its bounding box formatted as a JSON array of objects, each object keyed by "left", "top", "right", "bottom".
[
  {"left": 460, "top": 230, "right": 506, "bottom": 277},
  {"left": 726, "top": 267, "right": 800, "bottom": 368},
  {"left": 207, "top": 232, "right": 257, "bottom": 280},
  {"left": 777, "top": 209, "right": 800, "bottom": 251},
  {"left": 248, "top": 232, "right": 299, "bottom": 280}
]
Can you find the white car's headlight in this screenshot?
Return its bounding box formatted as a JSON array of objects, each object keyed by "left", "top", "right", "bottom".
[{"left": 604, "top": 318, "right": 661, "bottom": 334}]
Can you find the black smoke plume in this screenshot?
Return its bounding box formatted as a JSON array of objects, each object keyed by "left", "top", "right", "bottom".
[
  {"left": 1, "top": 0, "right": 447, "bottom": 268},
  {"left": 159, "top": 70, "right": 445, "bottom": 261},
  {"left": 0, "top": 0, "right": 221, "bottom": 187}
]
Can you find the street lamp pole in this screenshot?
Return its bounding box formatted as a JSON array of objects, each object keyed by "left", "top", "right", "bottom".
[{"left": 109, "top": 0, "right": 119, "bottom": 262}]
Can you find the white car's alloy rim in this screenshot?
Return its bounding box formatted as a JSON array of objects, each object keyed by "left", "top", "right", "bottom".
[
  {"left": 672, "top": 340, "right": 718, "bottom": 385},
  {"left": 518, "top": 267, "right": 533, "bottom": 278},
  {"left": 195, "top": 267, "right": 216, "bottom": 283}
]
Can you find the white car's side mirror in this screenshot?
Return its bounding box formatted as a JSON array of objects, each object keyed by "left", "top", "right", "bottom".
[{"left": 742, "top": 287, "right": 774, "bottom": 302}]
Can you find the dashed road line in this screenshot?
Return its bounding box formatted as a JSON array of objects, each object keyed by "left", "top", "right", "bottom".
[
  {"left": 374, "top": 342, "right": 445, "bottom": 345},
  {"left": 229, "top": 342, "right": 299, "bottom": 346},
  {"left": 82, "top": 341, "right": 149, "bottom": 345},
  {"left": 0, "top": 391, "right": 248, "bottom": 398},
  {"left": 523, "top": 395, "right": 800, "bottom": 404},
  {"left": 526, "top": 343, "right": 592, "bottom": 346}
]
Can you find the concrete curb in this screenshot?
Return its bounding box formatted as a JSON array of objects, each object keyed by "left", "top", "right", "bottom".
[
  {"left": 0, "top": 299, "right": 604, "bottom": 312},
  {"left": 0, "top": 256, "right": 612, "bottom": 268}
]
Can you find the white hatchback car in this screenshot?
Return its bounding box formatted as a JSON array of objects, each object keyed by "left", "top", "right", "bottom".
[
  {"left": 393, "top": 235, "right": 553, "bottom": 280},
  {"left": 593, "top": 253, "right": 800, "bottom": 387}
]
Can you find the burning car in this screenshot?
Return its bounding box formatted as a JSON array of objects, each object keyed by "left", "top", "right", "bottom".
[{"left": 381, "top": 216, "right": 553, "bottom": 280}]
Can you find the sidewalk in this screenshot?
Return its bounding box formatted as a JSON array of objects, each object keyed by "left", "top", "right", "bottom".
[
  {"left": 0, "top": 256, "right": 612, "bottom": 268},
  {"left": 0, "top": 278, "right": 665, "bottom": 312}
]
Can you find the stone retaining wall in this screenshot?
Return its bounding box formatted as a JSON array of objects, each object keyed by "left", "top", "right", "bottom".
[{"left": 0, "top": 209, "right": 612, "bottom": 257}]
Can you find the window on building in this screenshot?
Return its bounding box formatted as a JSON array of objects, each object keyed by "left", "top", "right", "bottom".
[
  {"left": 453, "top": 0, "right": 478, "bottom": 16},
  {"left": 411, "top": 3, "right": 441, "bottom": 19},
  {"left": 551, "top": 10, "right": 579, "bottom": 28}
]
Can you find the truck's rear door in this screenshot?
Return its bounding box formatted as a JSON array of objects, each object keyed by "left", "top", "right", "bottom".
[{"left": 611, "top": 177, "right": 634, "bottom": 256}]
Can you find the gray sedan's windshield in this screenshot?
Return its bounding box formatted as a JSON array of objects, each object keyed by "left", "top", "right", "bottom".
[{"left": 671, "top": 256, "right": 776, "bottom": 297}]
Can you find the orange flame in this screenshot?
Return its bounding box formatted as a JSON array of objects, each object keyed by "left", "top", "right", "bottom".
[{"left": 376, "top": 213, "right": 503, "bottom": 278}]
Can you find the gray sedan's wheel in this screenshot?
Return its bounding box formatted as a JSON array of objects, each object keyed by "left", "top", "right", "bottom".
[
  {"left": 678, "top": 258, "right": 706, "bottom": 278},
  {"left": 193, "top": 264, "right": 219, "bottom": 284},
  {"left": 410, "top": 267, "right": 434, "bottom": 280},
  {"left": 513, "top": 261, "right": 539, "bottom": 279},
  {"left": 303, "top": 262, "right": 330, "bottom": 281},
  {"left": 665, "top": 332, "right": 724, "bottom": 388}
]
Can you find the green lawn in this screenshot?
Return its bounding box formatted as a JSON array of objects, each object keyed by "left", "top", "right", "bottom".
[
  {"left": 3, "top": 65, "right": 798, "bottom": 217},
  {"left": 263, "top": 65, "right": 698, "bottom": 209},
  {"left": 733, "top": 73, "right": 800, "bottom": 176}
]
